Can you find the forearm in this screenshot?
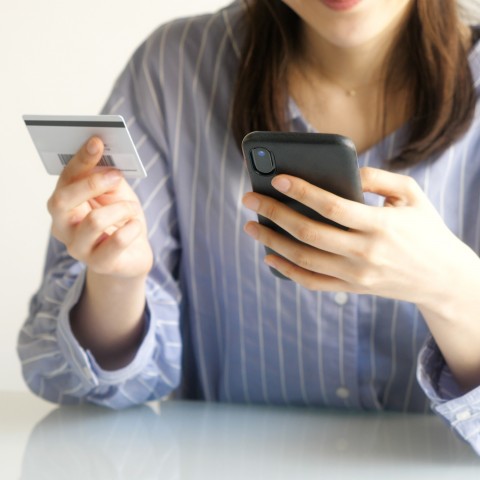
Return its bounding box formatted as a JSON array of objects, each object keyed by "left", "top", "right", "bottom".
[
  {"left": 19, "top": 239, "right": 182, "bottom": 406},
  {"left": 418, "top": 247, "right": 480, "bottom": 392},
  {"left": 71, "top": 269, "right": 148, "bottom": 370}
]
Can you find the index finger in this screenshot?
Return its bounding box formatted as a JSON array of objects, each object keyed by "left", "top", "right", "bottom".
[
  {"left": 58, "top": 136, "right": 105, "bottom": 186},
  {"left": 270, "top": 174, "right": 374, "bottom": 231}
]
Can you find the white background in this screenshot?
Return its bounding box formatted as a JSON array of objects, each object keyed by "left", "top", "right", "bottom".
[{"left": 0, "top": 0, "right": 229, "bottom": 392}]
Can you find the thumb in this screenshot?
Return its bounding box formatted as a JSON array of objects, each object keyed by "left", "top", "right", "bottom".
[
  {"left": 360, "top": 166, "right": 424, "bottom": 206},
  {"left": 58, "top": 136, "right": 105, "bottom": 186}
]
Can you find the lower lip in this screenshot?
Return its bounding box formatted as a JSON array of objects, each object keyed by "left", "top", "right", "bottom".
[{"left": 321, "top": 0, "right": 362, "bottom": 11}]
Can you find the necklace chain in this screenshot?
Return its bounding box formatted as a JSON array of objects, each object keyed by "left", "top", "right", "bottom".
[{"left": 293, "top": 56, "right": 384, "bottom": 98}]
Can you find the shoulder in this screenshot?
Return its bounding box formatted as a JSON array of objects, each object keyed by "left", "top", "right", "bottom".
[
  {"left": 105, "top": 2, "right": 247, "bottom": 160},
  {"left": 109, "top": 2, "right": 246, "bottom": 123}
]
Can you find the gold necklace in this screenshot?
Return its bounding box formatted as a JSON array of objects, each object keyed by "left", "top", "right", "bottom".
[{"left": 293, "top": 56, "right": 381, "bottom": 99}]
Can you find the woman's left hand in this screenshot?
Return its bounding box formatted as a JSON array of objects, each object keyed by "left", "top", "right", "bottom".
[{"left": 242, "top": 166, "right": 473, "bottom": 309}]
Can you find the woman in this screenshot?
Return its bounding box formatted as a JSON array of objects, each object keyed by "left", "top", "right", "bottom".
[{"left": 18, "top": 0, "right": 480, "bottom": 453}]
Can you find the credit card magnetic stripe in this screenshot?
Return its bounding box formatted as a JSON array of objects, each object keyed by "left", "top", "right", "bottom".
[{"left": 23, "top": 120, "right": 125, "bottom": 128}]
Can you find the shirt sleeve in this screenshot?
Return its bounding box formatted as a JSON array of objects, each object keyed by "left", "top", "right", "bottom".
[
  {"left": 17, "top": 27, "right": 184, "bottom": 409},
  {"left": 417, "top": 336, "right": 480, "bottom": 455}
]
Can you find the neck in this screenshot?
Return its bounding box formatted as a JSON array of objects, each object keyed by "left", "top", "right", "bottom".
[
  {"left": 286, "top": 11, "right": 414, "bottom": 153},
  {"left": 296, "top": 15, "right": 409, "bottom": 93}
]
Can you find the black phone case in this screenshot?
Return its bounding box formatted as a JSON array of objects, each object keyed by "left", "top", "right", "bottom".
[{"left": 242, "top": 131, "right": 364, "bottom": 279}]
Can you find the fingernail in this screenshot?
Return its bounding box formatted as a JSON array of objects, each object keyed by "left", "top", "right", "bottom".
[
  {"left": 272, "top": 176, "right": 291, "bottom": 193},
  {"left": 244, "top": 222, "right": 259, "bottom": 239},
  {"left": 104, "top": 169, "right": 122, "bottom": 185},
  {"left": 87, "top": 138, "right": 99, "bottom": 155},
  {"left": 243, "top": 195, "right": 260, "bottom": 212}
]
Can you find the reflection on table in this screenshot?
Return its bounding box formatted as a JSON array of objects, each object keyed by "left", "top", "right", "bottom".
[{"left": 19, "top": 399, "right": 480, "bottom": 479}]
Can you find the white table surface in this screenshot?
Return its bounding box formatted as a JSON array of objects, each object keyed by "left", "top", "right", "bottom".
[{"left": 1, "top": 391, "right": 480, "bottom": 479}]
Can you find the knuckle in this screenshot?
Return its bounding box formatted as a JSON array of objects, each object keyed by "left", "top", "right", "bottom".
[
  {"left": 355, "top": 236, "right": 384, "bottom": 266},
  {"left": 264, "top": 202, "right": 280, "bottom": 223},
  {"left": 354, "top": 240, "right": 376, "bottom": 262},
  {"left": 295, "top": 183, "right": 309, "bottom": 203},
  {"left": 111, "top": 235, "right": 126, "bottom": 249},
  {"left": 84, "top": 210, "right": 104, "bottom": 232},
  {"left": 353, "top": 267, "right": 376, "bottom": 291},
  {"left": 46, "top": 196, "right": 55, "bottom": 214},
  {"left": 402, "top": 175, "right": 420, "bottom": 194},
  {"left": 86, "top": 174, "right": 100, "bottom": 193},
  {"left": 296, "top": 223, "right": 318, "bottom": 245},
  {"left": 126, "top": 201, "right": 140, "bottom": 218},
  {"left": 278, "top": 262, "right": 294, "bottom": 280},
  {"left": 322, "top": 197, "right": 342, "bottom": 219},
  {"left": 67, "top": 150, "right": 90, "bottom": 171},
  {"left": 360, "top": 166, "right": 376, "bottom": 184},
  {"left": 375, "top": 212, "right": 393, "bottom": 234},
  {"left": 111, "top": 231, "right": 130, "bottom": 250},
  {"left": 292, "top": 248, "right": 314, "bottom": 271},
  {"left": 47, "top": 191, "right": 67, "bottom": 214},
  {"left": 348, "top": 243, "right": 368, "bottom": 261},
  {"left": 75, "top": 151, "right": 89, "bottom": 166},
  {"left": 369, "top": 211, "right": 391, "bottom": 241}
]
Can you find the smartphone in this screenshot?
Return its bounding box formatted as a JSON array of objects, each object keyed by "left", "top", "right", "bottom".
[{"left": 242, "top": 131, "right": 364, "bottom": 278}]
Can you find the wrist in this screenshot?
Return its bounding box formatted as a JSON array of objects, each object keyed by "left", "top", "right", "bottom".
[
  {"left": 71, "top": 268, "right": 149, "bottom": 369},
  {"left": 86, "top": 268, "right": 149, "bottom": 293},
  {"left": 416, "top": 244, "right": 480, "bottom": 324},
  {"left": 415, "top": 246, "right": 480, "bottom": 391}
]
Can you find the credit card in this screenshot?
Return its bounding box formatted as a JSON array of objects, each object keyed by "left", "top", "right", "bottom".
[{"left": 23, "top": 114, "right": 147, "bottom": 178}]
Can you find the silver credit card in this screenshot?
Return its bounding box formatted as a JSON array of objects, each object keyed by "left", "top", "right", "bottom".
[{"left": 23, "top": 114, "right": 147, "bottom": 178}]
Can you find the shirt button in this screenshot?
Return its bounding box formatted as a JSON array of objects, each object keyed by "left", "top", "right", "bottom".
[
  {"left": 334, "top": 292, "right": 349, "bottom": 306},
  {"left": 336, "top": 387, "right": 350, "bottom": 399}
]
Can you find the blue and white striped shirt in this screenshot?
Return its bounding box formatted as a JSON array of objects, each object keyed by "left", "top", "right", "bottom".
[{"left": 18, "top": 1, "right": 480, "bottom": 453}]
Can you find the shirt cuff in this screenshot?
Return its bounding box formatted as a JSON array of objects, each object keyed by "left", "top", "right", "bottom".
[
  {"left": 418, "top": 336, "right": 480, "bottom": 455},
  {"left": 56, "top": 269, "right": 157, "bottom": 387}
]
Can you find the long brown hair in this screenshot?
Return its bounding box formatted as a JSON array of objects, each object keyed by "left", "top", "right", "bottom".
[{"left": 232, "top": 0, "right": 477, "bottom": 168}]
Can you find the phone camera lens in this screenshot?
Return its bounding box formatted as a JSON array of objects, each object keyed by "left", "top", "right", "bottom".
[{"left": 251, "top": 148, "right": 275, "bottom": 175}]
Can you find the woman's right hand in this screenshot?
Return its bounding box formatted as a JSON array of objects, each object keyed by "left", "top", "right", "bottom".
[{"left": 47, "top": 136, "right": 153, "bottom": 280}]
